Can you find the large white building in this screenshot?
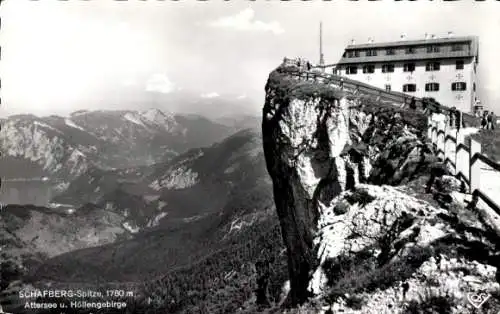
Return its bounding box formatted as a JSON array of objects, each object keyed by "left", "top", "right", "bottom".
[{"left": 335, "top": 35, "right": 479, "bottom": 113}]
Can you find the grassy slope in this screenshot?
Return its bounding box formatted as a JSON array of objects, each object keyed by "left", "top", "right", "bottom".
[{"left": 469, "top": 128, "right": 500, "bottom": 162}]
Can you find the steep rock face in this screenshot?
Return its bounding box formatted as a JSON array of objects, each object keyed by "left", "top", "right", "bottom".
[
  {"left": 359, "top": 108, "right": 437, "bottom": 186},
  {"left": 262, "top": 70, "right": 358, "bottom": 305},
  {"left": 0, "top": 117, "right": 91, "bottom": 180}
]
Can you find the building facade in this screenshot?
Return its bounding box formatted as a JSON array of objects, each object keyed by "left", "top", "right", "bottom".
[{"left": 335, "top": 36, "right": 479, "bottom": 113}]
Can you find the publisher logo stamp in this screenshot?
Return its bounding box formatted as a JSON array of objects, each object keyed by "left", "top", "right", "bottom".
[{"left": 467, "top": 292, "right": 491, "bottom": 309}]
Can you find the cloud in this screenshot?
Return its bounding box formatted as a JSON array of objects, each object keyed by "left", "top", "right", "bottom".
[
  {"left": 236, "top": 94, "right": 247, "bottom": 100},
  {"left": 208, "top": 8, "right": 284, "bottom": 35},
  {"left": 145, "top": 73, "right": 175, "bottom": 93},
  {"left": 201, "top": 92, "right": 220, "bottom": 98},
  {"left": 123, "top": 78, "right": 138, "bottom": 87}
]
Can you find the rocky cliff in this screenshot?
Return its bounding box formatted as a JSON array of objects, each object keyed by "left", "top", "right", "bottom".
[
  {"left": 262, "top": 66, "right": 500, "bottom": 312},
  {"left": 262, "top": 69, "right": 354, "bottom": 305}
]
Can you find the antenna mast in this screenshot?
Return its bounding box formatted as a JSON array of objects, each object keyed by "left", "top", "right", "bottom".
[{"left": 319, "top": 21, "right": 325, "bottom": 71}]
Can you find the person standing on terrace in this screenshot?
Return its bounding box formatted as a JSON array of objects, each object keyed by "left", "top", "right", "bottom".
[
  {"left": 449, "top": 106, "right": 458, "bottom": 128},
  {"left": 409, "top": 97, "right": 417, "bottom": 110},
  {"left": 487, "top": 111, "right": 496, "bottom": 130},
  {"left": 481, "top": 111, "right": 488, "bottom": 129}
]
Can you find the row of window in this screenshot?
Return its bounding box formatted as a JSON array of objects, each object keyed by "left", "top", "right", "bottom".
[
  {"left": 345, "top": 43, "right": 466, "bottom": 58},
  {"left": 396, "top": 82, "right": 468, "bottom": 93},
  {"left": 345, "top": 60, "right": 464, "bottom": 74}
]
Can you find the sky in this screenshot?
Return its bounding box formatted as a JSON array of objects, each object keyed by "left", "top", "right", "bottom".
[{"left": 1, "top": 0, "right": 499, "bottom": 117}]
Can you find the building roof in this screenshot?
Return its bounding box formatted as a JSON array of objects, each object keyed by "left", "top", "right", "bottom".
[
  {"left": 337, "top": 36, "right": 479, "bottom": 65},
  {"left": 337, "top": 51, "right": 475, "bottom": 65},
  {"left": 344, "top": 36, "right": 478, "bottom": 50}
]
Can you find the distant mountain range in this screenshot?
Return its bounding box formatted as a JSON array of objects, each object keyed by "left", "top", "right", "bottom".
[{"left": 0, "top": 109, "right": 259, "bottom": 192}]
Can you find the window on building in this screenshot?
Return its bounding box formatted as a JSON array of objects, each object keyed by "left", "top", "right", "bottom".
[
  {"left": 403, "top": 63, "right": 416, "bottom": 72},
  {"left": 427, "top": 45, "right": 440, "bottom": 53},
  {"left": 456, "top": 60, "right": 464, "bottom": 70},
  {"left": 473, "top": 82, "right": 476, "bottom": 92},
  {"left": 386, "top": 48, "right": 395, "bottom": 55},
  {"left": 451, "top": 82, "right": 467, "bottom": 91},
  {"left": 425, "top": 83, "right": 440, "bottom": 92},
  {"left": 382, "top": 64, "right": 395, "bottom": 73},
  {"left": 405, "top": 47, "right": 416, "bottom": 54},
  {"left": 452, "top": 44, "right": 464, "bottom": 52},
  {"left": 347, "top": 50, "right": 360, "bottom": 58},
  {"left": 385, "top": 85, "right": 391, "bottom": 92},
  {"left": 366, "top": 49, "right": 378, "bottom": 57},
  {"left": 362, "top": 65, "right": 375, "bottom": 74},
  {"left": 346, "top": 66, "right": 358, "bottom": 74},
  {"left": 425, "top": 62, "right": 440, "bottom": 71},
  {"left": 403, "top": 84, "right": 417, "bottom": 92}
]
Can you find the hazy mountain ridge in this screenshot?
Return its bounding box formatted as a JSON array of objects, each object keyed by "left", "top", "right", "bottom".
[{"left": 0, "top": 109, "right": 234, "bottom": 190}]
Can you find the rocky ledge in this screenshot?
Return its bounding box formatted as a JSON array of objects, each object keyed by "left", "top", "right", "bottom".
[{"left": 262, "top": 66, "right": 500, "bottom": 313}]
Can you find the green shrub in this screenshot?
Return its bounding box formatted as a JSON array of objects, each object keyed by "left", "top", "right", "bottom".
[
  {"left": 344, "top": 188, "right": 376, "bottom": 207},
  {"left": 404, "top": 288, "right": 455, "bottom": 314}
]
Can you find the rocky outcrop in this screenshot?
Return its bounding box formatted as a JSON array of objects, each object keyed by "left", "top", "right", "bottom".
[
  {"left": 263, "top": 70, "right": 355, "bottom": 305},
  {"left": 308, "top": 185, "right": 500, "bottom": 313},
  {"left": 262, "top": 69, "right": 382, "bottom": 305},
  {"left": 262, "top": 73, "right": 349, "bottom": 303},
  {"left": 262, "top": 66, "right": 500, "bottom": 311}
]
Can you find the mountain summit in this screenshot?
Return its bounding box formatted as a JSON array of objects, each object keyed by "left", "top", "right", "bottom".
[{"left": 261, "top": 65, "right": 500, "bottom": 312}]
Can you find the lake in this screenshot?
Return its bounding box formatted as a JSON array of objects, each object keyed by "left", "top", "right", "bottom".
[{"left": 1, "top": 178, "right": 53, "bottom": 206}]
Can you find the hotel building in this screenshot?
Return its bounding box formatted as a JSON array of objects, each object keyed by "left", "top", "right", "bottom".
[{"left": 335, "top": 35, "right": 479, "bottom": 113}]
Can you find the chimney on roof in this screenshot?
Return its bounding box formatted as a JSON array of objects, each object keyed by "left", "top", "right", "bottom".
[
  {"left": 368, "top": 37, "right": 374, "bottom": 43},
  {"left": 448, "top": 31, "right": 454, "bottom": 38},
  {"left": 400, "top": 33, "right": 407, "bottom": 40},
  {"left": 351, "top": 39, "right": 356, "bottom": 45},
  {"left": 425, "top": 33, "right": 430, "bottom": 40},
  {"left": 431, "top": 34, "right": 436, "bottom": 39}
]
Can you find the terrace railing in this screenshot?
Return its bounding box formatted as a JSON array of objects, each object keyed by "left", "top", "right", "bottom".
[{"left": 429, "top": 119, "right": 500, "bottom": 215}]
